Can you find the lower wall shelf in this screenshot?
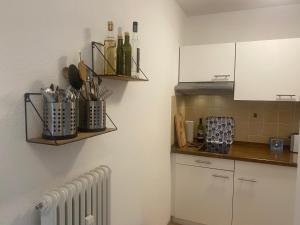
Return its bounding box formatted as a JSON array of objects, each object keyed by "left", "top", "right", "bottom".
[
  {"left": 27, "top": 128, "right": 117, "bottom": 146},
  {"left": 25, "top": 93, "right": 117, "bottom": 146}
]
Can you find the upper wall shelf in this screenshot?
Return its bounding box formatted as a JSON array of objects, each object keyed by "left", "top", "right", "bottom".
[
  {"left": 91, "top": 41, "right": 149, "bottom": 82},
  {"left": 98, "top": 74, "right": 148, "bottom": 81}
]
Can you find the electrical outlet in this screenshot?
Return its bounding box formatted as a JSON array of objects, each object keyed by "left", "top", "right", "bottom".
[{"left": 85, "top": 215, "right": 95, "bottom": 225}]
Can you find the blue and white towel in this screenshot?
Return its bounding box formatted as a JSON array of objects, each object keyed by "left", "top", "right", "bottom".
[{"left": 205, "top": 116, "right": 235, "bottom": 144}]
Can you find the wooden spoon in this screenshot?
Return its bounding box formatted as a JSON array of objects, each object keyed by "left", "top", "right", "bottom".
[{"left": 78, "top": 61, "right": 90, "bottom": 100}]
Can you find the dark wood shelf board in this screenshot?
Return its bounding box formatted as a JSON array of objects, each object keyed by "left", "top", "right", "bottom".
[
  {"left": 171, "top": 142, "right": 298, "bottom": 168},
  {"left": 27, "top": 128, "right": 116, "bottom": 146},
  {"left": 98, "top": 74, "right": 148, "bottom": 81}
]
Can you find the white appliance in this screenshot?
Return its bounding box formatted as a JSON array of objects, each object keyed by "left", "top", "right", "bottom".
[
  {"left": 36, "top": 166, "right": 111, "bottom": 225},
  {"left": 291, "top": 134, "right": 299, "bottom": 153}
]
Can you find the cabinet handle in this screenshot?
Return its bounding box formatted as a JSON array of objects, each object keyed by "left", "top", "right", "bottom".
[
  {"left": 195, "top": 160, "right": 211, "bottom": 165},
  {"left": 214, "top": 75, "right": 230, "bottom": 78},
  {"left": 212, "top": 174, "right": 230, "bottom": 179},
  {"left": 276, "top": 95, "right": 297, "bottom": 101},
  {"left": 238, "top": 178, "right": 257, "bottom": 183}
]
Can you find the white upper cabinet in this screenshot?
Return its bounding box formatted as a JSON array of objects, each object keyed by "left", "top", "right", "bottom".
[
  {"left": 179, "top": 43, "right": 236, "bottom": 82},
  {"left": 235, "top": 38, "right": 300, "bottom": 101}
]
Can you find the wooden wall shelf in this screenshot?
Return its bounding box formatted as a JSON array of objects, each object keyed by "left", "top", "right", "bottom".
[
  {"left": 27, "top": 128, "right": 116, "bottom": 146},
  {"left": 92, "top": 41, "right": 149, "bottom": 82},
  {"left": 24, "top": 93, "right": 117, "bottom": 146}
]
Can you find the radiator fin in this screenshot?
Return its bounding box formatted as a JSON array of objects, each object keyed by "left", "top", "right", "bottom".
[{"left": 38, "top": 166, "right": 111, "bottom": 225}]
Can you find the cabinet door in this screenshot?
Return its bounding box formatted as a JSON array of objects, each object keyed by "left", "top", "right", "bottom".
[
  {"left": 235, "top": 38, "right": 300, "bottom": 101},
  {"left": 179, "top": 43, "right": 235, "bottom": 82},
  {"left": 233, "top": 161, "right": 297, "bottom": 225},
  {"left": 174, "top": 163, "right": 233, "bottom": 225}
]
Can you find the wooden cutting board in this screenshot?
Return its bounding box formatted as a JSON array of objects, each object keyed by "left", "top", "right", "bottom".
[{"left": 175, "top": 114, "right": 187, "bottom": 147}]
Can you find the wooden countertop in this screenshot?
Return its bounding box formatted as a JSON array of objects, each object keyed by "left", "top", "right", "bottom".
[{"left": 172, "top": 142, "right": 298, "bottom": 167}]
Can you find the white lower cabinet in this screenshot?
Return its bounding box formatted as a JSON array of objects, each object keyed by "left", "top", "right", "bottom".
[
  {"left": 174, "top": 162, "right": 233, "bottom": 225},
  {"left": 172, "top": 154, "right": 297, "bottom": 225},
  {"left": 232, "top": 161, "right": 297, "bottom": 225}
]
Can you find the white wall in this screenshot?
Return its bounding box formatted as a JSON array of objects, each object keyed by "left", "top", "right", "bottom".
[
  {"left": 0, "top": 0, "right": 185, "bottom": 225},
  {"left": 182, "top": 4, "right": 300, "bottom": 45}
]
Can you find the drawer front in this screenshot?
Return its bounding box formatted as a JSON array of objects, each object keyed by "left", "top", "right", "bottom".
[{"left": 175, "top": 154, "right": 234, "bottom": 171}]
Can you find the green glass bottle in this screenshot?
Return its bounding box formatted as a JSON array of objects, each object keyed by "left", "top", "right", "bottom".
[
  {"left": 116, "top": 28, "right": 124, "bottom": 75},
  {"left": 123, "top": 32, "right": 132, "bottom": 76},
  {"left": 197, "top": 118, "right": 205, "bottom": 143}
]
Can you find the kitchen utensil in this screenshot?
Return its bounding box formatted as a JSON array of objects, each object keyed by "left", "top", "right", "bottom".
[
  {"left": 43, "top": 101, "right": 78, "bottom": 140},
  {"left": 184, "top": 121, "right": 194, "bottom": 143},
  {"left": 78, "top": 61, "right": 90, "bottom": 99},
  {"left": 84, "top": 63, "right": 102, "bottom": 99},
  {"left": 98, "top": 89, "right": 110, "bottom": 99},
  {"left": 291, "top": 134, "right": 299, "bottom": 153},
  {"left": 68, "top": 64, "right": 83, "bottom": 90},
  {"left": 97, "top": 86, "right": 107, "bottom": 98},
  {"left": 65, "top": 86, "right": 79, "bottom": 102},
  {"left": 175, "top": 114, "right": 187, "bottom": 147},
  {"left": 50, "top": 83, "right": 55, "bottom": 91},
  {"left": 41, "top": 88, "right": 56, "bottom": 103},
  {"left": 79, "top": 99, "right": 106, "bottom": 132},
  {"left": 41, "top": 85, "right": 79, "bottom": 140},
  {"left": 87, "top": 69, "right": 96, "bottom": 96},
  {"left": 63, "top": 67, "right": 69, "bottom": 79}
]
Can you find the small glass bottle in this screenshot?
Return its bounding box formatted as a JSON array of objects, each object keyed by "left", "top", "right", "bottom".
[
  {"left": 123, "top": 32, "right": 132, "bottom": 76},
  {"left": 131, "top": 21, "right": 140, "bottom": 77},
  {"left": 104, "top": 21, "right": 116, "bottom": 75},
  {"left": 116, "top": 27, "right": 124, "bottom": 75}
]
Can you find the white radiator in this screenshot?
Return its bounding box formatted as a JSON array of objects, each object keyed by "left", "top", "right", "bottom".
[{"left": 36, "top": 166, "right": 111, "bottom": 225}]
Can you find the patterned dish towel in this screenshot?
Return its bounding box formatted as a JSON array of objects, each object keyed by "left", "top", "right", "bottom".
[{"left": 205, "top": 116, "right": 235, "bottom": 144}]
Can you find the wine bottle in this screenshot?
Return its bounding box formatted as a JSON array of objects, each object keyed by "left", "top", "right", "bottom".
[
  {"left": 104, "top": 21, "right": 116, "bottom": 75},
  {"left": 123, "top": 32, "right": 132, "bottom": 76},
  {"left": 116, "top": 27, "right": 124, "bottom": 75},
  {"left": 197, "top": 118, "right": 205, "bottom": 143},
  {"left": 131, "top": 21, "right": 140, "bottom": 77}
]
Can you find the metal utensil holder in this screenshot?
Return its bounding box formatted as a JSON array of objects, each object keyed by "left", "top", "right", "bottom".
[
  {"left": 42, "top": 101, "right": 78, "bottom": 140},
  {"left": 79, "top": 99, "right": 106, "bottom": 132}
]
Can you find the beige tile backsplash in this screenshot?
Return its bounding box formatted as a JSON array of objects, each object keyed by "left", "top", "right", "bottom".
[{"left": 183, "top": 95, "right": 300, "bottom": 144}]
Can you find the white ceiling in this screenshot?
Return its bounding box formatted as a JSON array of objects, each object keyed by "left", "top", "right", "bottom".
[{"left": 176, "top": 0, "right": 300, "bottom": 16}]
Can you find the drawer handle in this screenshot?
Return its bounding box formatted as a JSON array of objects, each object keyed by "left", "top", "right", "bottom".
[
  {"left": 212, "top": 174, "right": 229, "bottom": 179},
  {"left": 213, "top": 75, "right": 230, "bottom": 80},
  {"left": 276, "top": 95, "right": 296, "bottom": 101},
  {"left": 214, "top": 75, "right": 230, "bottom": 78},
  {"left": 238, "top": 178, "right": 257, "bottom": 183},
  {"left": 195, "top": 160, "right": 211, "bottom": 165}
]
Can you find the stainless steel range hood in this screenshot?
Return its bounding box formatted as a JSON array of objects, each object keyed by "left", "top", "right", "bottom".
[{"left": 175, "top": 81, "right": 234, "bottom": 95}]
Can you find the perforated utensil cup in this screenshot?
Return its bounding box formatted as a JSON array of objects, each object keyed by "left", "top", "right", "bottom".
[
  {"left": 79, "top": 99, "right": 106, "bottom": 132},
  {"left": 42, "top": 101, "right": 78, "bottom": 140}
]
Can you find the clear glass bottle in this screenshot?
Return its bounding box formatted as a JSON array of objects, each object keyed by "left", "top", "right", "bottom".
[
  {"left": 116, "top": 27, "right": 124, "bottom": 75},
  {"left": 131, "top": 21, "right": 140, "bottom": 77},
  {"left": 123, "top": 32, "right": 132, "bottom": 76},
  {"left": 104, "top": 21, "right": 116, "bottom": 75}
]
